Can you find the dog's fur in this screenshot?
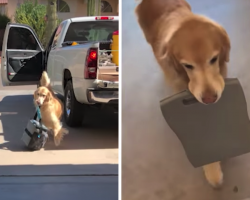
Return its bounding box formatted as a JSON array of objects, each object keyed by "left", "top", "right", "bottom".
[
  {"left": 135, "top": 0, "right": 231, "bottom": 187},
  {"left": 34, "top": 71, "right": 68, "bottom": 146}
]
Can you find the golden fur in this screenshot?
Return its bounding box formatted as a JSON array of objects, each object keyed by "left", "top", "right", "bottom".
[
  {"left": 34, "top": 71, "right": 68, "bottom": 146},
  {"left": 135, "top": 0, "right": 231, "bottom": 187}
]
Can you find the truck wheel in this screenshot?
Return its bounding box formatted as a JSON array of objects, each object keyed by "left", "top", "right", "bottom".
[{"left": 64, "top": 81, "right": 84, "bottom": 127}]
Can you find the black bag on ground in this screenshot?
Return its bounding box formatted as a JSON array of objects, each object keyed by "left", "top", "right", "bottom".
[{"left": 21, "top": 112, "right": 48, "bottom": 151}]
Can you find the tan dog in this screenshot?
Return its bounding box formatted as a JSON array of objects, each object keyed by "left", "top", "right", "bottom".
[
  {"left": 34, "top": 72, "right": 68, "bottom": 146},
  {"left": 135, "top": 0, "right": 231, "bottom": 188}
]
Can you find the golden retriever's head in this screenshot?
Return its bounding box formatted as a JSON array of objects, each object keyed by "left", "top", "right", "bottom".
[
  {"left": 34, "top": 86, "right": 52, "bottom": 106},
  {"left": 161, "top": 16, "right": 230, "bottom": 104}
]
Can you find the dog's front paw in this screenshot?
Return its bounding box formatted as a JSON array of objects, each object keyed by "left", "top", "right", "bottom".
[
  {"left": 205, "top": 171, "right": 223, "bottom": 189},
  {"left": 203, "top": 162, "right": 223, "bottom": 189}
]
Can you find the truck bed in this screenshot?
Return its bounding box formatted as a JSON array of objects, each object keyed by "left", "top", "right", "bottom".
[{"left": 96, "top": 41, "right": 119, "bottom": 89}]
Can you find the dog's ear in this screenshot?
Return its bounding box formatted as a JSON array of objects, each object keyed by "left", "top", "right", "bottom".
[
  {"left": 214, "top": 25, "right": 230, "bottom": 77},
  {"left": 45, "top": 91, "right": 52, "bottom": 103},
  {"left": 33, "top": 91, "right": 36, "bottom": 99},
  {"left": 157, "top": 38, "right": 185, "bottom": 75},
  {"left": 218, "top": 26, "right": 230, "bottom": 65}
]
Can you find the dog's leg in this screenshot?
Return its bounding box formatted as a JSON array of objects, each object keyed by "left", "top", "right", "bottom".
[
  {"left": 203, "top": 162, "right": 223, "bottom": 188},
  {"left": 168, "top": 68, "right": 224, "bottom": 188},
  {"left": 50, "top": 115, "right": 69, "bottom": 146}
]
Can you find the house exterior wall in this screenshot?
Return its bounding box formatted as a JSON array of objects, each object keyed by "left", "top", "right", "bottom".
[
  {"left": 6, "top": 0, "right": 118, "bottom": 22},
  {"left": 101, "top": 0, "right": 118, "bottom": 16}
]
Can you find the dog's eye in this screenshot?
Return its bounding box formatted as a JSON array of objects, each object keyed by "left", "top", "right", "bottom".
[
  {"left": 183, "top": 64, "right": 194, "bottom": 69},
  {"left": 210, "top": 56, "right": 218, "bottom": 64}
]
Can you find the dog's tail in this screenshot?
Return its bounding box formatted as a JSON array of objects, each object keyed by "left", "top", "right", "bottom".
[
  {"left": 40, "top": 71, "right": 54, "bottom": 93},
  {"left": 40, "top": 71, "right": 50, "bottom": 87},
  {"left": 60, "top": 127, "right": 69, "bottom": 135}
]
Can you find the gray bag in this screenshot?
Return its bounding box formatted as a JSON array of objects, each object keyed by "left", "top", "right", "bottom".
[
  {"left": 21, "top": 112, "right": 48, "bottom": 151},
  {"left": 160, "top": 78, "right": 250, "bottom": 167}
]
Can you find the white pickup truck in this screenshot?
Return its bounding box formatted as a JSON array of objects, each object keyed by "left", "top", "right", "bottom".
[{"left": 1, "top": 16, "right": 119, "bottom": 127}]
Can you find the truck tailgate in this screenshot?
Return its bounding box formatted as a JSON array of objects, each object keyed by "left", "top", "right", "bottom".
[{"left": 97, "top": 66, "right": 118, "bottom": 82}]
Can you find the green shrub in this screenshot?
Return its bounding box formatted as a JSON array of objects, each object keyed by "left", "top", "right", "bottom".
[
  {"left": 14, "top": 0, "right": 61, "bottom": 47},
  {"left": 0, "top": 14, "right": 10, "bottom": 29},
  {"left": 14, "top": 0, "right": 46, "bottom": 46}
]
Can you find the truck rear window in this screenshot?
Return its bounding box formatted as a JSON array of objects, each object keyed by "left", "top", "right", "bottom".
[{"left": 64, "top": 21, "right": 118, "bottom": 42}]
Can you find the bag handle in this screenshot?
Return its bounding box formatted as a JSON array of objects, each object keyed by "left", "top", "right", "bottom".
[{"left": 34, "top": 106, "right": 45, "bottom": 134}]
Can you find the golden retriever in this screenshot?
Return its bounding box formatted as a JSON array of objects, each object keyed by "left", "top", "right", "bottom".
[
  {"left": 34, "top": 71, "right": 68, "bottom": 146},
  {"left": 135, "top": 0, "right": 231, "bottom": 188}
]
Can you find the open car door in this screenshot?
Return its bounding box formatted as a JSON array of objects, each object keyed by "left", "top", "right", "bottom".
[{"left": 1, "top": 23, "right": 44, "bottom": 86}]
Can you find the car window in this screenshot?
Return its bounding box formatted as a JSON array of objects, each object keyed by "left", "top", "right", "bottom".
[
  {"left": 7, "top": 27, "right": 39, "bottom": 50},
  {"left": 64, "top": 21, "right": 118, "bottom": 42},
  {"left": 52, "top": 22, "right": 65, "bottom": 48}
]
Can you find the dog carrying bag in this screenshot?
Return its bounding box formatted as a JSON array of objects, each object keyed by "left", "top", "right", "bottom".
[{"left": 21, "top": 109, "right": 48, "bottom": 151}]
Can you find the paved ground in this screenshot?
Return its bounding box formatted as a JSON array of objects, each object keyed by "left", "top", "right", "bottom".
[
  {"left": 0, "top": 76, "right": 118, "bottom": 199},
  {"left": 122, "top": 0, "right": 250, "bottom": 200}
]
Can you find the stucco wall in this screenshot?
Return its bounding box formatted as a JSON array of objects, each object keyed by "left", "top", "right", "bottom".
[
  {"left": 101, "top": 0, "right": 118, "bottom": 16},
  {"left": 75, "top": 0, "right": 87, "bottom": 17},
  {"left": 6, "top": 0, "right": 18, "bottom": 21},
  {"left": 57, "top": 0, "right": 85, "bottom": 20},
  {"left": 6, "top": 0, "right": 118, "bottom": 22}
]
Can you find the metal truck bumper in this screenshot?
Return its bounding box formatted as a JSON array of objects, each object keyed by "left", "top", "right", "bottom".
[{"left": 87, "top": 89, "right": 118, "bottom": 104}]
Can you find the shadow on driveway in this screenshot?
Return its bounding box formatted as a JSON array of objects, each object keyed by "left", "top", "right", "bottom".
[{"left": 0, "top": 95, "right": 118, "bottom": 151}]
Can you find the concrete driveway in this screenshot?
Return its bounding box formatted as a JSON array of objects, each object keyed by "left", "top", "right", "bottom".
[
  {"left": 122, "top": 0, "right": 250, "bottom": 200},
  {"left": 0, "top": 76, "right": 118, "bottom": 199}
]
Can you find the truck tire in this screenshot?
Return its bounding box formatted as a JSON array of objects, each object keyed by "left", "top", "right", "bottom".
[{"left": 64, "top": 81, "right": 84, "bottom": 127}]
